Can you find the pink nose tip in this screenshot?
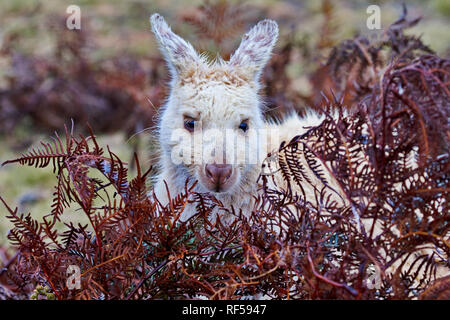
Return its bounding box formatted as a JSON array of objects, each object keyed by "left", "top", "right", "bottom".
[{"left": 205, "top": 164, "right": 232, "bottom": 188}]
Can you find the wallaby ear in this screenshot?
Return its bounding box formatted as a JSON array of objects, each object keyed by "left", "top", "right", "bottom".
[
  {"left": 229, "top": 19, "right": 278, "bottom": 81},
  {"left": 150, "top": 13, "right": 202, "bottom": 77}
]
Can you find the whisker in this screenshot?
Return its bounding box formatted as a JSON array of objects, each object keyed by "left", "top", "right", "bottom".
[
  {"left": 147, "top": 97, "right": 160, "bottom": 115},
  {"left": 126, "top": 127, "right": 154, "bottom": 144}
]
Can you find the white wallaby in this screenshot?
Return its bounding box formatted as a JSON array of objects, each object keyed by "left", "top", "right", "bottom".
[
  {"left": 149, "top": 13, "right": 344, "bottom": 223},
  {"left": 148, "top": 14, "right": 448, "bottom": 286}
]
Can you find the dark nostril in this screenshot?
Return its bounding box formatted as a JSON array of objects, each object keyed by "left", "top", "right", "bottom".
[
  {"left": 205, "top": 165, "right": 213, "bottom": 178},
  {"left": 221, "top": 165, "right": 232, "bottom": 181},
  {"left": 205, "top": 164, "right": 232, "bottom": 186}
]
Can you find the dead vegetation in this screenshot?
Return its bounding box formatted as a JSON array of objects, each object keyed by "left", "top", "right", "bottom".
[{"left": 0, "top": 2, "right": 448, "bottom": 300}]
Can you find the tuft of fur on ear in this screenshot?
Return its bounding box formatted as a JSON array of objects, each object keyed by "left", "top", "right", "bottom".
[
  {"left": 150, "top": 13, "right": 203, "bottom": 77},
  {"left": 229, "top": 19, "right": 278, "bottom": 81}
]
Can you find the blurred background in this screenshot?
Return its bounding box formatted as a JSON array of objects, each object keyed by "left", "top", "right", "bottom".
[{"left": 0, "top": 0, "right": 449, "bottom": 244}]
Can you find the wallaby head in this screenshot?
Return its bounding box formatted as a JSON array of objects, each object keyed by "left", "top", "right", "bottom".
[{"left": 150, "top": 13, "right": 278, "bottom": 194}]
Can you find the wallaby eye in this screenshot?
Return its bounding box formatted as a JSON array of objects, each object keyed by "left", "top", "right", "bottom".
[
  {"left": 184, "top": 119, "right": 196, "bottom": 132},
  {"left": 239, "top": 121, "right": 249, "bottom": 132}
]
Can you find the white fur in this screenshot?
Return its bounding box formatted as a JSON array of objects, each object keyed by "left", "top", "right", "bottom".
[
  {"left": 148, "top": 13, "right": 448, "bottom": 287},
  {"left": 149, "top": 14, "right": 343, "bottom": 223}
]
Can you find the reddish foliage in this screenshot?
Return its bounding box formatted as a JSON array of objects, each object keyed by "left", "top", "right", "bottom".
[{"left": 0, "top": 4, "right": 448, "bottom": 300}]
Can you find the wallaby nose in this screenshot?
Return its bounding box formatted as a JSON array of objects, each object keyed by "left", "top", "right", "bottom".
[{"left": 205, "top": 164, "right": 232, "bottom": 189}]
